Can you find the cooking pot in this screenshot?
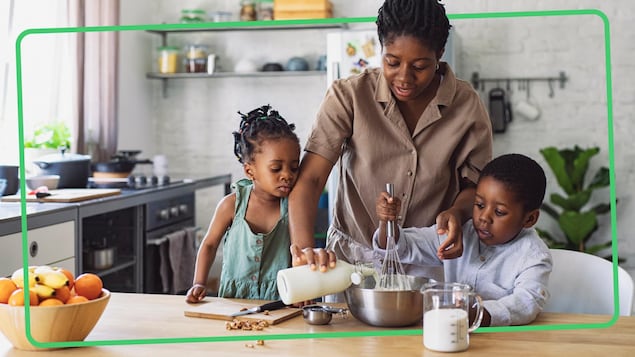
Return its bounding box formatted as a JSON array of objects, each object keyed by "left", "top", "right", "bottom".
[
  {"left": 0, "top": 165, "right": 19, "bottom": 196},
  {"left": 83, "top": 247, "right": 116, "bottom": 270},
  {"left": 32, "top": 149, "right": 91, "bottom": 188},
  {"left": 91, "top": 150, "right": 152, "bottom": 179}
]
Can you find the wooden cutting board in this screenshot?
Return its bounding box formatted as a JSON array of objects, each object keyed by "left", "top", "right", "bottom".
[
  {"left": 1, "top": 188, "right": 121, "bottom": 203},
  {"left": 184, "top": 299, "right": 302, "bottom": 325}
]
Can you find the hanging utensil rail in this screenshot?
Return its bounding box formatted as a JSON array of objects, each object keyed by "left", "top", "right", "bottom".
[{"left": 471, "top": 71, "right": 568, "bottom": 98}]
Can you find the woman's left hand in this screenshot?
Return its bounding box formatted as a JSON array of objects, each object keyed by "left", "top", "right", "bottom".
[
  {"left": 289, "top": 244, "right": 337, "bottom": 271},
  {"left": 435, "top": 208, "right": 464, "bottom": 259}
]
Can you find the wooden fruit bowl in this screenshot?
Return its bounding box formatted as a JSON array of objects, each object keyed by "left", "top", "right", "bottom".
[{"left": 0, "top": 288, "right": 110, "bottom": 351}]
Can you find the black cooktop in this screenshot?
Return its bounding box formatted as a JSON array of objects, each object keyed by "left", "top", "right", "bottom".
[{"left": 87, "top": 175, "right": 175, "bottom": 190}]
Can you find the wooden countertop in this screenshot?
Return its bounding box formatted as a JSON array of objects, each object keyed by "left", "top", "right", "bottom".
[{"left": 1, "top": 293, "right": 634, "bottom": 356}]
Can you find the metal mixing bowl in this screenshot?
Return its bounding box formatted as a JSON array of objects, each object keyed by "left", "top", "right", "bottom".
[{"left": 344, "top": 275, "right": 429, "bottom": 327}]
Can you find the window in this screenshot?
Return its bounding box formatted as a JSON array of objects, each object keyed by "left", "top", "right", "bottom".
[{"left": 0, "top": 0, "right": 75, "bottom": 166}]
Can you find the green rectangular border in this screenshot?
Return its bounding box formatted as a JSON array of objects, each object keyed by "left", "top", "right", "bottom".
[{"left": 14, "top": 9, "right": 618, "bottom": 349}]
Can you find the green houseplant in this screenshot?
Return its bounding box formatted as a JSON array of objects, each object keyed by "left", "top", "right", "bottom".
[
  {"left": 536, "top": 145, "right": 614, "bottom": 259},
  {"left": 24, "top": 121, "right": 71, "bottom": 150}
]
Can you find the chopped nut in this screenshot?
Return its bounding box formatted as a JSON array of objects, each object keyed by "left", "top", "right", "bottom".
[
  {"left": 240, "top": 307, "right": 248, "bottom": 311},
  {"left": 245, "top": 343, "right": 254, "bottom": 348},
  {"left": 263, "top": 310, "right": 270, "bottom": 315},
  {"left": 256, "top": 340, "right": 265, "bottom": 346}
]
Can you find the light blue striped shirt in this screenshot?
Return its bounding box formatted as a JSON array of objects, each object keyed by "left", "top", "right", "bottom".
[{"left": 373, "top": 220, "right": 552, "bottom": 326}]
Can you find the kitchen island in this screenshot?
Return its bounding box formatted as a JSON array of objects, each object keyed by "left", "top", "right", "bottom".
[{"left": 1, "top": 292, "right": 634, "bottom": 356}]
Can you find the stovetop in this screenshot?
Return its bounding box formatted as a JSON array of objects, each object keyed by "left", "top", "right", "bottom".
[{"left": 87, "top": 175, "right": 179, "bottom": 190}]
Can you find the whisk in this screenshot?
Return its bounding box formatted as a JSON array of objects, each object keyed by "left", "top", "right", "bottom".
[{"left": 378, "top": 183, "right": 411, "bottom": 291}]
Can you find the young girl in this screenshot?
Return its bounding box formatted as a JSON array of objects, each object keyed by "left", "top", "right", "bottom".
[{"left": 186, "top": 105, "right": 301, "bottom": 302}]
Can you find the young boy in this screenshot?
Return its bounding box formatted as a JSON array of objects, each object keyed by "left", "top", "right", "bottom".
[{"left": 374, "top": 153, "right": 553, "bottom": 326}]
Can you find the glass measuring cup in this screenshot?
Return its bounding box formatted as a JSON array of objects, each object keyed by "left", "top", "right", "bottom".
[{"left": 421, "top": 282, "right": 483, "bottom": 352}]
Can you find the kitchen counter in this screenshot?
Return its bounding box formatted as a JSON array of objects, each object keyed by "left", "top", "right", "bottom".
[
  {"left": 1, "top": 293, "right": 634, "bottom": 356},
  {"left": 0, "top": 174, "right": 232, "bottom": 235}
]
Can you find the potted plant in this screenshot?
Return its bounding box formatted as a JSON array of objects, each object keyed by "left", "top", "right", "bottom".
[
  {"left": 536, "top": 145, "right": 617, "bottom": 260},
  {"left": 23, "top": 121, "right": 72, "bottom": 175},
  {"left": 24, "top": 121, "right": 71, "bottom": 150}
]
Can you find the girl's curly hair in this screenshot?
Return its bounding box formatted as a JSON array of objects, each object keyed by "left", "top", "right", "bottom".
[{"left": 232, "top": 105, "right": 299, "bottom": 164}]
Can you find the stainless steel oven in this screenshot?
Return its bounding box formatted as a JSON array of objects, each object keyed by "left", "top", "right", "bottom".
[{"left": 143, "top": 192, "right": 197, "bottom": 294}]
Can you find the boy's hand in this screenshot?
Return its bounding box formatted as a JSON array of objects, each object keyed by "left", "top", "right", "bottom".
[
  {"left": 435, "top": 208, "right": 464, "bottom": 260},
  {"left": 290, "top": 244, "right": 336, "bottom": 272},
  {"left": 376, "top": 191, "right": 401, "bottom": 222}
]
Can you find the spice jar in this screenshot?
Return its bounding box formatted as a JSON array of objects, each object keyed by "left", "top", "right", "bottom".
[
  {"left": 183, "top": 44, "right": 208, "bottom": 73},
  {"left": 157, "top": 46, "right": 179, "bottom": 74},
  {"left": 240, "top": 0, "right": 257, "bottom": 21},
  {"left": 258, "top": 0, "right": 274, "bottom": 20}
]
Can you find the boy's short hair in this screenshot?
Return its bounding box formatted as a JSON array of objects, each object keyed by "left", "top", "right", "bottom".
[{"left": 478, "top": 153, "right": 546, "bottom": 211}]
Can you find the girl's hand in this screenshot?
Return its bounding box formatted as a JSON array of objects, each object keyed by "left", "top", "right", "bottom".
[
  {"left": 435, "top": 208, "right": 464, "bottom": 260},
  {"left": 290, "top": 244, "right": 336, "bottom": 272},
  {"left": 185, "top": 284, "right": 207, "bottom": 303}
]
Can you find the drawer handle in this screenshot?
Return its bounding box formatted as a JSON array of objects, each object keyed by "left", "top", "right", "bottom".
[{"left": 29, "top": 241, "right": 39, "bottom": 258}]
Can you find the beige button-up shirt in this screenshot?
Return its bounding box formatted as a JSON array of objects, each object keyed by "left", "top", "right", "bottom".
[{"left": 305, "top": 63, "right": 492, "bottom": 263}]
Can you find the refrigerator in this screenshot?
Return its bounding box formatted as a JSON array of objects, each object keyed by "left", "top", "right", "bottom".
[{"left": 324, "top": 28, "right": 460, "bottom": 222}]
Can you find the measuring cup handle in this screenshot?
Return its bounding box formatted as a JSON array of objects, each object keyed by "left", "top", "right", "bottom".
[{"left": 468, "top": 293, "right": 484, "bottom": 332}]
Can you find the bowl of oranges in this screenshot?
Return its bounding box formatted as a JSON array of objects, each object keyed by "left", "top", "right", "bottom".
[{"left": 0, "top": 265, "right": 109, "bottom": 351}]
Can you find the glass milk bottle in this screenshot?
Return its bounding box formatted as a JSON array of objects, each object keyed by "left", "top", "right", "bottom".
[{"left": 277, "top": 261, "right": 373, "bottom": 305}]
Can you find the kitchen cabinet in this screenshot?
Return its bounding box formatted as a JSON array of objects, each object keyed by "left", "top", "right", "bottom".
[
  {"left": 0, "top": 221, "right": 76, "bottom": 277},
  {"left": 145, "top": 23, "right": 346, "bottom": 97}
]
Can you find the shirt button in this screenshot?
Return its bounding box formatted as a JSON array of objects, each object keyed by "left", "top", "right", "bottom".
[
  {"left": 256, "top": 239, "right": 262, "bottom": 244},
  {"left": 254, "top": 256, "right": 260, "bottom": 262},
  {"left": 407, "top": 170, "right": 413, "bottom": 176},
  {"left": 480, "top": 256, "right": 486, "bottom": 262},
  {"left": 402, "top": 193, "right": 406, "bottom": 198},
  {"left": 251, "top": 275, "right": 258, "bottom": 281}
]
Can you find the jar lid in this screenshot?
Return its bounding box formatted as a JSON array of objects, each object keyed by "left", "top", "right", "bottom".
[
  {"left": 157, "top": 46, "right": 180, "bottom": 51},
  {"left": 181, "top": 9, "right": 206, "bottom": 15}
]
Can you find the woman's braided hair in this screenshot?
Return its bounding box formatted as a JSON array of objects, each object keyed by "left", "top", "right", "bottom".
[
  {"left": 376, "top": 0, "right": 452, "bottom": 55},
  {"left": 232, "top": 105, "right": 299, "bottom": 164}
]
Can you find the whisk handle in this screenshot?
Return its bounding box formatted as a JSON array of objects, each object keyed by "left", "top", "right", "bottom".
[{"left": 386, "top": 183, "right": 395, "bottom": 238}]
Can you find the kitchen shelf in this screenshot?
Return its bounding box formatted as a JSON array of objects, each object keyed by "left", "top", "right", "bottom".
[
  {"left": 147, "top": 71, "right": 326, "bottom": 79},
  {"left": 146, "top": 22, "right": 345, "bottom": 97}
]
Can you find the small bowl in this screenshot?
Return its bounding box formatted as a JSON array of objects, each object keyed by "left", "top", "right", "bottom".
[
  {"left": 25, "top": 175, "right": 60, "bottom": 190},
  {"left": 0, "top": 288, "right": 110, "bottom": 350},
  {"left": 302, "top": 305, "right": 347, "bottom": 325}
]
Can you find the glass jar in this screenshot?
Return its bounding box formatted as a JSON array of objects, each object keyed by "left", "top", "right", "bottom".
[
  {"left": 240, "top": 0, "right": 257, "bottom": 21},
  {"left": 157, "top": 46, "right": 179, "bottom": 74},
  {"left": 183, "top": 44, "right": 208, "bottom": 73},
  {"left": 180, "top": 9, "right": 207, "bottom": 23},
  {"left": 258, "top": 0, "right": 274, "bottom": 20}
]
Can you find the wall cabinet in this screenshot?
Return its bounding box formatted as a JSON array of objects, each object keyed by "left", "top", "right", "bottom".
[{"left": 145, "top": 23, "right": 346, "bottom": 97}]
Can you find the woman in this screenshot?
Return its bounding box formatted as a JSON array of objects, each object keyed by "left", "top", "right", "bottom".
[{"left": 289, "top": 0, "right": 492, "bottom": 271}]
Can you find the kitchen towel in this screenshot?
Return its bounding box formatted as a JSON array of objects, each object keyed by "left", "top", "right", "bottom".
[{"left": 167, "top": 228, "right": 197, "bottom": 294}]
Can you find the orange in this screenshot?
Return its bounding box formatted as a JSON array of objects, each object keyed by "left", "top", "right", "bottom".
[
  {"left": 54, "top": 285, "right": 72, "bottom": 304},
  {"left": 66, "top": 295, "right": 89, "bottom": 304},
  {"left": 0, "top": 277, "right": 18, "bottom": 304},
  {"left": 39, "top": 298, "right": 64, "bottom": 306},
  {"left": 73, "top": 273, "right": 103, "bottom": 300},
  {"left": 8, "top": 288, "right": 39, "bottom": 306},
  {"left": 54, "top": 267, "right": 75, "bottom": 290}
]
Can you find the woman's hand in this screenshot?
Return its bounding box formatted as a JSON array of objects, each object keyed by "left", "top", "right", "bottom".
[
  {"left": 289, "top": 244, "right": 337, "bottom": 272},
  {"left": 435, "top": 207, "right": 464, "bottom": 260}
]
